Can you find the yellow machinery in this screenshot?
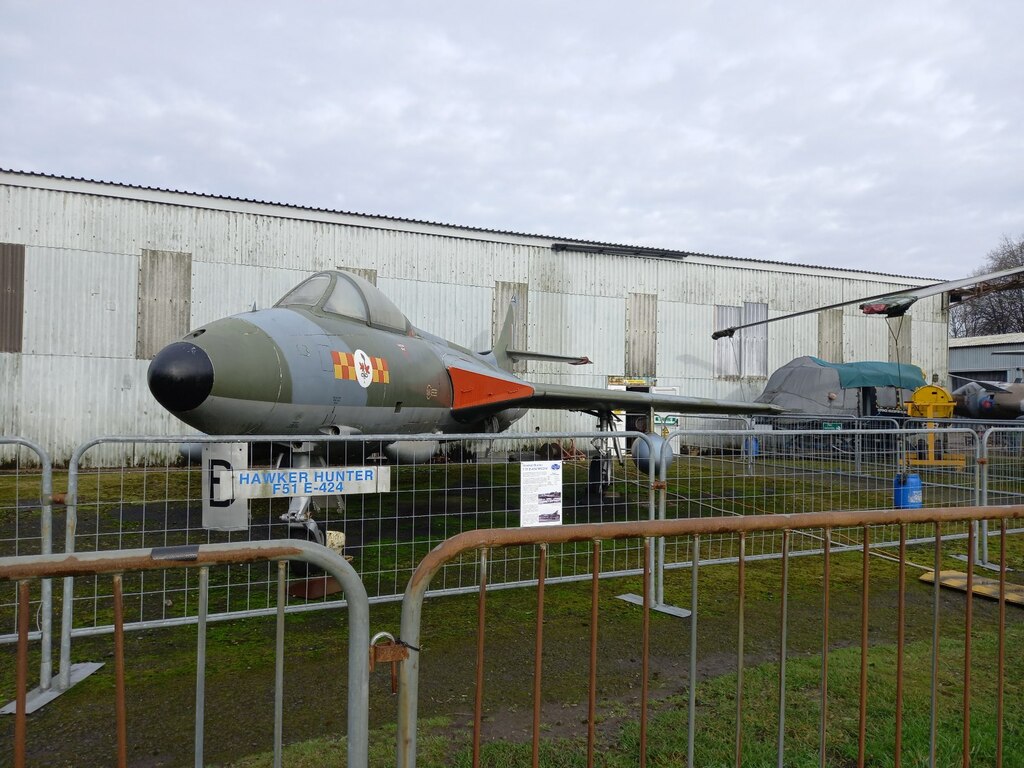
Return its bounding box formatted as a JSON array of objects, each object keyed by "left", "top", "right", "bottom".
[{"left": 905, "top": 385, "right": 966, "bottom": 468}]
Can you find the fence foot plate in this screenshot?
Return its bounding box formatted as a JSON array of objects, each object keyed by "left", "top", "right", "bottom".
[
  {"left": 951, "top": 554, "right": 1012, "bottom": 572},
  {"left": 289, "top": 576, "right": 342, "bottom": 600},
  {"left": 1, "top": 662, "right": 104, "bottom": 715},
  {"left": 616, "top": 593, "right": 692, "bottom": 618}
]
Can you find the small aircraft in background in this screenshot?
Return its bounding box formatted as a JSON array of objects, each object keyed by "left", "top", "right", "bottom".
[
  {"left": 952, "top": 348, "right": 1024, "bottom": 419},
  {"left": 148, "top": 269, "right": 780, "bottom": 532},
  {"left": 951, "top": 380, "right": 1024, "bottom": 420}
]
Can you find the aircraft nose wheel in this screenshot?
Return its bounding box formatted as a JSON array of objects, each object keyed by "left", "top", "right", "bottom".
[
  {"left": 290, "top": 518, "right": 325, "bottom": 547},
  {"left": 283, "top": 517, "right": 326, "bottom": 577}
]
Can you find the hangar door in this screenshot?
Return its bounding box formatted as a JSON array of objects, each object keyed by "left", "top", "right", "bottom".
[
  {"left": 626, "top": 292, "right": 657, "bottom": 378},
  {"left": 136, "top": 249, "right": 192, "bottom": 360}
]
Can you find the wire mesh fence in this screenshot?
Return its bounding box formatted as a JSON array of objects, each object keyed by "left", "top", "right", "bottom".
[
  {"left": 33, "top": 432, "right": 655, "bottom": 641},
  {"left": 659, "top": 428, "right": 981, "bottom": 578},
  {"left": 0, "top": 424, "right": 1019, "bottom": 649},
  {"left": 0, "top": 437, "right": 54, "bottom": 691}
]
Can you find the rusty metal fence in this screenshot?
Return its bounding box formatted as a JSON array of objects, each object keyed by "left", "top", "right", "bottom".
[
  {"left": 1, "top": 539, "right": 370, "bottom": 768},
  {"left": 396, "top": 505, "right": 1024, "bottom": 768}
]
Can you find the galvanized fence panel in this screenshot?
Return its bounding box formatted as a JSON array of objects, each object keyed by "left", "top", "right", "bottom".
[
  {"left": 981, "top": 428, "right": 1024, "bottom": 563},
  {"left": 658, "top": 428, "right": 981, "bottom": 583},
  {"left": 43, "top": 432, "right": 655, "bottom": 645},
  {"left": 0, "top": 438, "right": 54, "bottom": 692},
  {"left": 5, "top": 424, "right": 1019, "bottom": 658}
]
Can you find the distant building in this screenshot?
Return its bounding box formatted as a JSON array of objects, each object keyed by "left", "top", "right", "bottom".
[
  {"left": 0, "top": 169, "right": 950, "bottom": 461},
  {"left": 948, "top": 333, "right": 1024, "bottom": 388}
]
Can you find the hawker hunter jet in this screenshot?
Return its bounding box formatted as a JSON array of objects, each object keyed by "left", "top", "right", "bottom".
[{"left": 149, "top": 269, "right": 781, "bottom": 451}]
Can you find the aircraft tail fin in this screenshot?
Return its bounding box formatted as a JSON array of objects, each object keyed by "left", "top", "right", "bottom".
[
  {"left": 491, "top": 302, "right": 516, "bottom": 372},
  {"left": 487, "top": 302, "right": 592, "bottom": 371}
]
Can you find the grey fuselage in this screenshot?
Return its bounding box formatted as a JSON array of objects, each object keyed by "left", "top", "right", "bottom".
[{"left": 147, "top": 272, "right": 524, "bottom": 436}]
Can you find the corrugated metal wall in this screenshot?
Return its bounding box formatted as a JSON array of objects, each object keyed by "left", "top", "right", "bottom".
[
  {"left": 23, "top": 246, "right": 137, "bottom": 357},
  {"left": 741, "top": 302, "right": 768, "bottom": 377},
  {"left": 0, "top": 174, "right": 951, "bottom": 460},
  {"left": 888, "top": 315, "right": 913, "bottom": 368}
]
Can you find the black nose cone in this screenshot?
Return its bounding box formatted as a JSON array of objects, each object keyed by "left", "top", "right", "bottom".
[{"left": 148, "top": 342, "right": 214, "bottom": 412}]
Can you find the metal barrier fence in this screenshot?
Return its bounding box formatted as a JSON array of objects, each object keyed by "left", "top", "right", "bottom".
[
  {"left": 4, "top": 504, "right": 1020, "bottom": 766},
  {"left": 656, "top": 428, "right": 981, "bottom": 600},
  {"left": 54, "top": 432, "right": 651, "bottom": 612},
  {"left": 22, "top": 432, "right": 653, "bottom": 692},
  {"left": 3, "top": 425, "right": 1023, "bottom": 710},
  {"left": 1, "top": 539, "right": 370, "bottom": 768},
  {"left": 0, "top": 438, "right": 54, "bottom": 702},
  {"left": 396, "top": 504, "right": 1024, "bottom": 768},
  {"left": 981, "top": 428, "right": 1024, "bottom": 562}
]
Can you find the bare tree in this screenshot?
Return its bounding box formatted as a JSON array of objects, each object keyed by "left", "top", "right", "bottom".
[{"left": 949, "top": 234, "right": 1024, "bottom": 337}]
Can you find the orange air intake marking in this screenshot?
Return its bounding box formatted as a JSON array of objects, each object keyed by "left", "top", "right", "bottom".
[{"left": 448, "top": 367, "right": 535, "bottom": 410}]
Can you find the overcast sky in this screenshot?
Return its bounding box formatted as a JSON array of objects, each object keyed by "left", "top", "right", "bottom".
[{"left": 2, "top": 2, "right": 1022, "bottom": 279}]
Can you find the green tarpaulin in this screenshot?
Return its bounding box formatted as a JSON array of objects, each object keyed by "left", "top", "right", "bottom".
[{"left": 807, "top": 357, "right": 926, "bottom": 390}]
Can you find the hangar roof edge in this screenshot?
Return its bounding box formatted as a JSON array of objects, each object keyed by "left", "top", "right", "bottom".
[
  {"left": 948, "top": 332, "right": 1024, "bottom": 348},
  {"left": 0, "top": 167, "right": 937, "bottom": 284}
]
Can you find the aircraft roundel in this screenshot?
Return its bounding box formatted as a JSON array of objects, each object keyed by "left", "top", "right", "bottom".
[{"left": 354, "top": 349, "right": 373, "bottom": 389}]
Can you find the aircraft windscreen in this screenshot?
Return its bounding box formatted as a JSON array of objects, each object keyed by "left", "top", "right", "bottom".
[
  {"left": 276, "top": 271, "right": 409, "bottom": 331},
  {"left": 276, "top": 275, "right": 330, "bottom": 308},
  {"left": 322, "top": 275, "right": 369, "bottom": 321},
  {"left": 335, "top": 272, "right": 409, "bottom": 331}
]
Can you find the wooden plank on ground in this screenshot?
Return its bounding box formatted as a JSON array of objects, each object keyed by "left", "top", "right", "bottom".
[{"left": 919, "top": 570, "right": 1024, "bottom": 606}]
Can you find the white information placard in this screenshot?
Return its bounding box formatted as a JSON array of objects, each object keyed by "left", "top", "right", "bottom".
[
  {"left": 520, "top": 460, "right": 563, "bottom": 527},
  {"left": 212, "top": 466, "right": 391, "bottom": 500}
]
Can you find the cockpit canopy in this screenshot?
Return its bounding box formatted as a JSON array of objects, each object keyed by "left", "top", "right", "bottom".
[{"left": 275, "top": 270, "right": 410, "bottom": 333}]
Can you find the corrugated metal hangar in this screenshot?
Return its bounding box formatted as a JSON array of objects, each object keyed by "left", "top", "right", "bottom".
[
  {"left": 949, "top": 332, "right": 1024, "bottom": 388},
  {"left": 0, "top": 169, "right": 950, "bottom": 461}
]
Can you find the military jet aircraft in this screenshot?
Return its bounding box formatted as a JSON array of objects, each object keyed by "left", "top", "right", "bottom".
[
  {"left": 147, "top": 269, "right": 781, "bottom": 528},
  {"left": 951, "top": 380, "right": 1024, "bottom": 420},
  {"left": 149, "top": 269, "right": 780, "bottom": 441}
]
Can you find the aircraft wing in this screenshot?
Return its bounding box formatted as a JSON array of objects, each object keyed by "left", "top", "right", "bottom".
[
  {"left": 522, "top": 382, "right": 783, "bottom": 415},
  {"left": 712, "top": 264, "right": 1024, "bottom": 340},
  {"left": 447, "top": 370, "right": 782, "bottom": 418},
  {"left": 953, "top": 379, "right": 1012, "bottom": 394}
]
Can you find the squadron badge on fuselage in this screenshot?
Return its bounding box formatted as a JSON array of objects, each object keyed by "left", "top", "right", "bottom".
[{"left": 332, "top": 349, "right": 389, "bottom": 388}]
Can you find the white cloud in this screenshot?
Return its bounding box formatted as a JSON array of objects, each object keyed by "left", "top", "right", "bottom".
[{"left": 1, "top": 0, "right": 1023, "bottom": 279}]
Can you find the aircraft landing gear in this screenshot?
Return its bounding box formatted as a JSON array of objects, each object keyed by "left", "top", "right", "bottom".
[
  {"left": 579, "top": 411, "right": 618, "bottom": 509},
  {"left": 272, "top": 442, "right": 347, "bottom": 554},
  {"left": 275, "top": 446, "right": 324, "bottom": 543}
]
